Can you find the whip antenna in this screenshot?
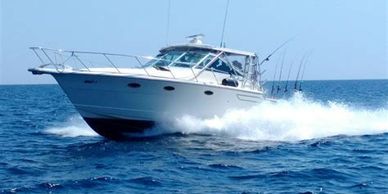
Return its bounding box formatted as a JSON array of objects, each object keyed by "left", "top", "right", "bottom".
[
  {"left": 220, "top": 0, "right": 231, "bottom": 47},
  {"left": 165, "top": 0, "right": 171, "bottom": 46}
]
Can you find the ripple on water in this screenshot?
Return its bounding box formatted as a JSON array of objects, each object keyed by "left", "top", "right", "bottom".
[
  {"left": 1, "top": 84, "right": 388, "bottom": 193},
  {"left": 128, "top": 176, "right": 162, "bottom": 187},
  {"left": 208, "top": 163, "right": 244, "bottom": 170}
]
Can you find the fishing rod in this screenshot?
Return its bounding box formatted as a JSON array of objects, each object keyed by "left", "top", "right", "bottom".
[
  {"left": 256, "top": 38, "right": 293, "bottom": 92},
  {"left": 270, "top": 58, "right": 279, "bottom": 97},
  {"left": 298, "top": 63, "right": 306, "bottom": 91},
  {"left": 294, "top": 55, "right": 306, "bottom": 91},
  {"left": 298, "top": 51, "right": 312, "bottom": 91},
  {"left": 258, "top": 38, "right": 293, "bottom": 66},
  {"left": 276, "top": 50, "right": 286, "bottom": 94},
  {"left": 284, "top": 61, "right": 293, "bottom": 93}
]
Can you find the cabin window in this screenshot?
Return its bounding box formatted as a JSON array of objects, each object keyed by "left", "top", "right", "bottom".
[
  {"left": 146, "top": 49, "right": 209, "bottom": 68},
  {"left": 209, "top": 59, "right": 236, "bottom": 75},
  {"left": 224, "top": 54, "right": 247, "bottom": 73},
  {"left": 172, "top": 51, "right": 207, "bottom": 68},
  {"left": 147, "top": 51, "right": 185, "bottom": 67},
  {"left": 195, "top": 55, "right": 214, "bottom": 69}
]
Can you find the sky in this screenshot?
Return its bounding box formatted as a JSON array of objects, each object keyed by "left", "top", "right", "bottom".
[{"left": 0, "top": 0, "right": 387, "bottom": 84}]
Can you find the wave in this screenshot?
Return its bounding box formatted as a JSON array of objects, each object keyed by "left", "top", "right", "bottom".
[
  {"left": 44, "top": 116, "right": 98, "bottom": 137},
  {"left": 167, "top": 93, "right": 388, "bottom": 141}
]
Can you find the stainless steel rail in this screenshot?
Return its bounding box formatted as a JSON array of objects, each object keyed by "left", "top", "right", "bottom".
[{"left": 29, "top": 47, "right": 212, "bottom": 83}]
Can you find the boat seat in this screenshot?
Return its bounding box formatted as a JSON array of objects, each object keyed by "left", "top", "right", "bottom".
[{"left": 221, "top": 78, "right": 238, "bottom": 87}]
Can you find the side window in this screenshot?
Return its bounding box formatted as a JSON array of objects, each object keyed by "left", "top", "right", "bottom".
[
  {"left": 196, "top": 55, "right": 214, "bottom": 69},
  {"left": 209, "top": 59, "right": 233, "bottom": 74}
]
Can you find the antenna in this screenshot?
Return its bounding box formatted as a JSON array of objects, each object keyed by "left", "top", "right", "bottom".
[
  {"left": 165, "top": 0, "right": 171, "bottom": 46},
  {"left": 220, "top": 0, "right": 231, "bottom": 47}
]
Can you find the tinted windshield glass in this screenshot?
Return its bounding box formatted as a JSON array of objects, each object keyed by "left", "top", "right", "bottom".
[
  {"left": 146, "top": 50, "right": 209, "bottom": 68},
  {"left": 172, "top": 51, "right": 208, "bottom": 67},
  {"left": 152, "top": 50, "right": 185, "bottom": 67},
  {"left": 208, "top": 58, "right": 243, "bottom": 76}
]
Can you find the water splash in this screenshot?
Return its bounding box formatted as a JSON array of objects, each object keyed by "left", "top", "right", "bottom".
[
  {"left": 169, "top": 93, "right": 388, "bottom": 141},
  {"left": 43, "top": 93, "right": 388, "bottom": 141},
  {"left": 44, "top": 116, "right": 98, "bottom": 137}
]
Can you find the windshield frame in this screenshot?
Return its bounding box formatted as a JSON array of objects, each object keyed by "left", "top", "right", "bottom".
[{"left": 146, "top": 49, "right": 212, "bottom": 69}]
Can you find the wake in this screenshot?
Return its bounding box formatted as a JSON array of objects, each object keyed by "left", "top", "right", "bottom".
[
  {"left": 169, "top": 93, "right": 388, "bottom": 141},
  {"left": 44, "top": 93, "right": 388, "bottom": 141}
]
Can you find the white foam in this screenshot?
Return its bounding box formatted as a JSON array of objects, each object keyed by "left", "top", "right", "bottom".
[
  {"left": 44, "top": 93, "right": 388, "bottom": 141},
  {"left": 169, "top": 93, "right": 388, "bottom": 141},
  {"left": 44, "top": 116, "right": 98, "bottom": 137}
]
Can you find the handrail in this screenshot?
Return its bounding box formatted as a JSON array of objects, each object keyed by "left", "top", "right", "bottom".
[
  {"left": 29, "top": 47, "right": 261, "bottom": 91},
  {"left": 29, "top": 47, "right": 201, "bottom": 82}
]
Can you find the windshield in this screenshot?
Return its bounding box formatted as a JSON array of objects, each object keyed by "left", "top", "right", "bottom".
[{"left": 146, "top": 50, "right": 209, "bottom": 68}]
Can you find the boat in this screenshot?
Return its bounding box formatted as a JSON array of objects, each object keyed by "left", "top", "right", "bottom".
[{"left": 28, "top": 35, "right": 272, "bottom": 139}]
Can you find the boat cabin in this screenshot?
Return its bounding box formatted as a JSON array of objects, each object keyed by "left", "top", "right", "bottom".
[{"left": 145, "top": 36, "right": 260, "bottom": 90}]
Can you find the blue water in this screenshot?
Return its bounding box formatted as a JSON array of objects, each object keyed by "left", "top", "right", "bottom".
[{"left": 1, "top": 80, "right": 387, "bottom": 193}]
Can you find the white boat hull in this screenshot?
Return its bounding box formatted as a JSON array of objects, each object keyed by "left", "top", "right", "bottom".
[{"left": 49, "top": 72, "right": 265, "bottom": 138}]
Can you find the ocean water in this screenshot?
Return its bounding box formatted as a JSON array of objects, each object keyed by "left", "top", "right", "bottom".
[{"left": 0, "top": 80, "right": 387, "bottom": 193}]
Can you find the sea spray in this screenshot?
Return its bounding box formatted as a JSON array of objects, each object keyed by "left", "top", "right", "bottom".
[
  {"left": 44, "top": 116, "right": 98, "bottom": 137},
  {"left": 43, "top": 93, "right": 388, "bottom": 140},
  {"left": 170, "top": 93, "right": 388, "bottom": 141}
]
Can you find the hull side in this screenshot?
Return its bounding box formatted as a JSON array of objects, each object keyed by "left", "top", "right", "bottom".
[
  {"left": 51, "top": 73, "right": 265, "bottom": 138},
  {"left": 83, "top": 117, "right": 154, "bottom": 139}
]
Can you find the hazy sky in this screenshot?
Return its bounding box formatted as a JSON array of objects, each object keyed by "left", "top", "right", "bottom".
[{"left": 0, "top": 0, "right": 387, "bottom": 84}]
